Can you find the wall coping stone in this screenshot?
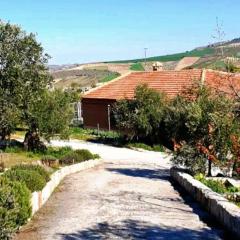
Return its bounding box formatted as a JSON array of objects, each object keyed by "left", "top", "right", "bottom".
[{"left": 170, "top": 167, "right": 240, "bottom": 237}]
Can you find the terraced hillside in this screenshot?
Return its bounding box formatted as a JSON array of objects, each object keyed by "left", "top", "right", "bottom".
[{"left": 52, "top": 69, "right": 120, "bottom": 89}]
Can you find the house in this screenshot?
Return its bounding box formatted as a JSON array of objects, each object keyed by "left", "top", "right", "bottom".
[{"left": 82, "top": 69, "right": 240, "bottom": 130}]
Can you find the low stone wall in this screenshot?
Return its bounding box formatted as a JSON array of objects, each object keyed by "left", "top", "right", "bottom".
[
  {"left": 170, "top": 167, "right": 240, "bottom": 237},
  {"left": 31, "top": 159, "right": 102, "bottom": 215}
]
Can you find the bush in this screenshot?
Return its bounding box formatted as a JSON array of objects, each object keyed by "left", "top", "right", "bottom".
[
  {"left": 172, "top": 144, "right": 207, "bottom": 175},
  {"left": 59, "top": 149, "right": 99, "bottom": 165},
  {"left": 195, "top": 174, "right": 239, "bottom": 194},
  {"left": 127, "top": 142, "right": 164, "bottom": 152},
  {"left": 11, "top": 164, "right": 50, "bottom": 182},
  {"left": 4, "top": 169, "right": 46, "bottom": 192},
  {"left": 45, "top": 146, "right": 73, "bottom": 159},
  {"left": 41, "top": 155, "right": 59, "bottom": 168},
  {"left": 0, "top": 177, "right": 31, "bottom": 239}
]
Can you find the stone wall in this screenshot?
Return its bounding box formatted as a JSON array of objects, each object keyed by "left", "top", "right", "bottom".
[
  {"left": 170, "top": 167, "right": 240, "bottom": 237},
  {"left": 31, "top": 159, "right": 102, "bottom": 215}
]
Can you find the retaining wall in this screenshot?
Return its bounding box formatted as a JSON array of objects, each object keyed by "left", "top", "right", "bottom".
[
  {"left": 31, "top": 159, "right": 102, "bottom": 215},
  {"left": 170, "top": 167, "right": 240, "bottom": 237}
]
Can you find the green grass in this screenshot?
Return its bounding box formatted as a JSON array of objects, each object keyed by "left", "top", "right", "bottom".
[
  {"left": 195, "top": 174, "right": 239, "bottom": 194},
  {"left": 100, "top": 72, "right": 120, "bottom": 83},
  {"left": 106, "top": 48, "right": 215, "bottom": 64},
  {"left": 126, "top": 142, "right": 164, "bottom": 152},
  {"left": 69, "top": 127, "right": 97, "bottom": 141},
  {"left": 130, "top": 63, "right": 145, "bottom": 71}
]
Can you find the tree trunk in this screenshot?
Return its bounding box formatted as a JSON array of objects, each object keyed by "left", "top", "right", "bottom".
[
  {"left": 24, "top": 130, "right": 46, "bottom": 151},
  {"left": 207, "top": 160, "right": 212, "bottom": 177}
]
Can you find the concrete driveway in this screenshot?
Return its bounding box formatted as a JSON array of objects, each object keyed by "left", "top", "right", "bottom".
[{"left": 16, "top": 140, "right": 228, "bottom": 240}]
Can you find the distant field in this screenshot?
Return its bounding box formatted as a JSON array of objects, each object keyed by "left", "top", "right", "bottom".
[
  {"left": 106, "top": 48, "right": 215, "bottom": 64},
  {"left": 100, "top": 72, "right": 120, "bottom": 83},
  {"left": 130, "top": 62, "right": 145, "bottom": 71},
  {"left": 52, "top": 69, "right": 120, "bottom": 89}
]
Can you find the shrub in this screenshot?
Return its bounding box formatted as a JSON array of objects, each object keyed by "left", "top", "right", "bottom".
[
  {"left": 74, "top": 149, "right": 95, "bottom": 160},
  {"left": 0, "top": 177, "right": 31, "bottom": 239},
  {"left": 4, "top": 169, "right": 46, "bottom": 192},
  {"left": 195, "top": 174, "right": 239, "bottom": 194},
  {"left": 41, "top": 155, "right": 59, "bottom": 168},
  {"left": 45, "top": 146, "right": 73, "bottom": 159},
  {"left": 172, "top": 144, "right": 207, "bottom": 175},
  {"left": 11, "top": 164, "right": 50, "bottom": 182},
  {"left": 59, "top": 149, "right": 99, "bottom": 165}
]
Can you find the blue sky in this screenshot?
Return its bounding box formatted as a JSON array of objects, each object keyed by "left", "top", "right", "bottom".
[{"left": 1, "top": 0, "right": 240, "bottom": 64}]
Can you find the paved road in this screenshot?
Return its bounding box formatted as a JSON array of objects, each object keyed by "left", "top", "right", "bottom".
[{"left": 16, "top": 140, "right": 228, "bottom": 240}]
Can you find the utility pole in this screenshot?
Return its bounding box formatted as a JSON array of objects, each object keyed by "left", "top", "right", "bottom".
[
  {"left": 107, "top": 104, "right": 111, "bottom": 131},
  {"left": 144, "top": 47, "right": 148, "bottom": 70}
]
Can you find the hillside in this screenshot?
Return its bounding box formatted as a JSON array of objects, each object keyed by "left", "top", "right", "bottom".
[
  {"left": 52, "top": 69, "right": 120, "bottom": 90},
  {"left": 104, "top": 38, "right": 240, "bottom": 71},
  {"left": 50, "top": 37, "right": 240, "bottom": 91}
]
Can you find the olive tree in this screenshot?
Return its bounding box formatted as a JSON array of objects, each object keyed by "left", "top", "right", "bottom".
[
  {"left": 171, "top": 85, "right": 237, "bottom": 176},
  {"left": 0, "top": 21, "right": 77, "bottom": 150},
  {"left": 113, "top": 84, "right": 167, "bottom": 143},
  {"left": 0, "top": 21, "right": 51, "bottom": 140}
]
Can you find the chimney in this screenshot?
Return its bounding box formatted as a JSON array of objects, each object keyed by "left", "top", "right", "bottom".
[{"left": 152, "top": 62, "right": 163, "bottom": 71}]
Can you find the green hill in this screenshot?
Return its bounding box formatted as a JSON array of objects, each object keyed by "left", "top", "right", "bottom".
[{"left": 106, "top": 48, "right": 215, "bottom": 64}]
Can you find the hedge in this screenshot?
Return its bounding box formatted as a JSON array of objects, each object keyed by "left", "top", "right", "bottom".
[
  {"left": 11, "top": 164, "right": 50, "bottom": 182},
  {"left": 60, "top": 149, "right": 99, "bottom": 165},
  {"left": 4, "top": 169, "right": 46, "bottom": 192},
  {"left": 0, "top": 177, "right": 31, "bottom": 239}
]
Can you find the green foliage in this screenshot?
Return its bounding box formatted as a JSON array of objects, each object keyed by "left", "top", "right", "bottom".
[
  {"left": 44, "top": 146, "right": 73, "bottom": 159},
  {"left": 0, "top": 21, "right": 52, "bottom": 140},
  {"left": 113, "top": 84, "right": 167, "bottom": 142},
  {"left": 195, "top": 175, "right": 239, "bottom": 194},
  {"left": 100, "top": 72, "right": 120, "bottom": 83},
  {"left": 0, "top": 177, "right": 31, "bottom": 239},
  {"left": 11, "top": 164, "right": 50, "bottom": 182},
  {"left": 173, "top": 145, "right": 207, "bottom": 175},
  {"left": 59, "top": 149, "right": 99, "bottom": 165},
  {"left": 4, "top": 169, "right": 46, "bottom": 192},
  {"left": 107, "top": 48, "right": 215, "bottom": 63},
  {"left": 27, "top": 89, "right": 74, "bottom": 142},
  {"left": 126, "top": 142, "right": 164, "bottom": 152},
  {"left": 129, "top": 63, "right": 145, "bottom": 71}
]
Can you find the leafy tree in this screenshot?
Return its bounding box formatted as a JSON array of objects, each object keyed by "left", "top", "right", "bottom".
[
  {"left": 171, "top": 84, "right": 238, "bottom": 176},
  {"left": 23, "top": 90, "right": 74, "bottom": 150},
  {"left": 113, "top": 84, "right": 167, "bottom": 143},
  {"left": 0, "top": 21, "right": 52, "bottom": 141},
  {"left": 0, "top": 21, "right": 77, "bottom": 150}
]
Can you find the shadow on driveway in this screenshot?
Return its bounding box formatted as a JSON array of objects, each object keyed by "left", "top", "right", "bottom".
[
  {"left": 107, "top": 167, "right": 170, "bottom": 181},
  {"left": 57, "top": 219, "right": 224, "bottom": 240}
]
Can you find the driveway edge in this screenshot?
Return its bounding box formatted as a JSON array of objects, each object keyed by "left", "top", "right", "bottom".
[
  {"left": 31, "top": 159, "right": 102, "bottom": 215},
  {"left": 170, "top": 167, "right": 240, "bottom": 237}
]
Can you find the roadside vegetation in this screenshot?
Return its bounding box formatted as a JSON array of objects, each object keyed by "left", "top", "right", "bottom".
[
  {"left": 112, "top": 83, "right": 240, "bottom": 179},
  {"left": 129, "top": 62, "right": 145, "bottom": 71},
  {"left": 0, "top": 21, "right": 101, "bottom": 239},
  {"left": 195, "top": 173, "right": 240, "bottom": 207},
  {"left": 0, "top": 145, "right": 99, "bottom": 238}
]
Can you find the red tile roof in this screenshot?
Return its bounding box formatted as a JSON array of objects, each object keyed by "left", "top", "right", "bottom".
[
  {"left": 83, "top": 69, "right": 240, "bottom": 100},
  {"left": 83, "top": 69, "right": 203, "bottom": 100},
  {"left": 205, "top": 70, "right": 240, "bottom": 97}
]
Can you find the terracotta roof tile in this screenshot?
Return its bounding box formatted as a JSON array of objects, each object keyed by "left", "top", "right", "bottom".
[
  {"left": 83, "top": 69, "right": 240, "bottom": 100},
  {"left": 83, "top": 69, "right": 203, "bottom": 100}
]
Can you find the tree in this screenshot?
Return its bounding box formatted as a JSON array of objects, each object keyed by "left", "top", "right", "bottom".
[
  {"left": 0, "top": 21, "right": 52, "bottom": 142},
  {"left": 171, "top": 84, "right": 237, "bottom": 176},
  {"left": 23, "top": 90, "right": 75, "bottom": 151},
  {"left": 113, "top": 84, "right": 167, "bottom": 143}
]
